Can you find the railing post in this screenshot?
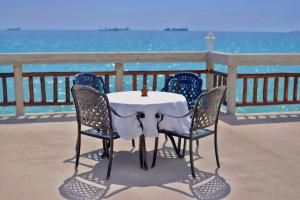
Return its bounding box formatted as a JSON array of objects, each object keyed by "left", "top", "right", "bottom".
[
  {"left": 115, "top": 62, "right": 124, "bottom": 92},
  {"left": 206, "top": 58, "right": 214, "bottom": 89},
  {"left": 227, "top": 63, "right": 237, "bottom": 115},
  {"left": 13, "top": 64, "right": 25, "bottom": 115},
  {"left": 205, "top": 33, "right": 215, "bottom": 89}
]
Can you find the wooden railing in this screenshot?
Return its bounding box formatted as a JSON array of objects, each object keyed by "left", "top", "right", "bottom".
[
  {"left": 208, "top": 52, "right": 300, "bottom": 114},
  {"left": 212, "top": 70, "right": 227, "bottom": 88},
  {"left": 0, "top": 69, "right": 208, "bottom": 107},
  {"left": 236, "top": 73, "right": 300, "bottom": 106},
  {"left": 23, "top": 71, "right": 113, "bottom": 106},
  {"left": 0, "top": 52, "right": 207, "bottom": 115},
  {"left": 0, "top": 33, "right": 300, "bottom": 115},
  {"left": 0, "top": 72, "right": 14, "bottom": 106},
  {"left": 211, "top": 70, "right": 228, "bottom": 105},
  {"left": 1, "top": 51, "right": 300, "bottom": 115}
]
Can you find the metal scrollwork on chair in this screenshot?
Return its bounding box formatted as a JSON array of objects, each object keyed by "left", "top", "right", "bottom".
[
  {"left": 73, "top": 72, "right": 110, "bottom": 94},
  {"left": 73, "top": 72, "right": 137, "bottom": 154},
  {"left": 74, "top": 86, "right": 112, "bottom": 130},
  {"left": 162, "top": 72, "right": 203, "bottom": 109},
  {"left": 161, "top": 72, "right": 204, "bottom": 149},
  {"left": 153, "top": 86, "right": 227, "bottom": 179},
  {"left": 72, "top": 85, "right": 144, "bottom": 180},
  {"left": 191, "top": 88, "right": 224, "bottom": 131},
  {"left": 96, "top": 76, "right": 110, "bottom": 94}
]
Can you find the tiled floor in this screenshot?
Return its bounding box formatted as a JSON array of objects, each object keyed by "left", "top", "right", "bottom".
[{"left": 0, "top": 112, "right": 299, "bottom": 199}]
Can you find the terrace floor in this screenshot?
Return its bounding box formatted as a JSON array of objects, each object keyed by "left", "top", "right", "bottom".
[{"left": 0, "top": 112, "right": 300, "bottom": 200}]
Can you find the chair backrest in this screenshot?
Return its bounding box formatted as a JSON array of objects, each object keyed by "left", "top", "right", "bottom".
[
  {"left": 163, "top": 73, "right": 203, "bottom": 109},
  {"left": 96, "top": 76, "right": 110, "bottom": 94},
  {"left": 73, "top": 72, "right": 110, "bottom": 94},
  {"left": 191, "top": 86, "right": 226, "bottom": 131},
  {"left": 71, "top": 85, "right": 113, "bottom": 131}
]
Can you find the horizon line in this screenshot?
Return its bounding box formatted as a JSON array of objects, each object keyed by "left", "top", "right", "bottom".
[{"left": 0, "top": 28, "right": 295, "bottom": 33}]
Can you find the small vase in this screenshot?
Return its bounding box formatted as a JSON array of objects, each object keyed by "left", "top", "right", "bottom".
[{"left": 141, "top": 85, "right": 148, "bottom": 97}]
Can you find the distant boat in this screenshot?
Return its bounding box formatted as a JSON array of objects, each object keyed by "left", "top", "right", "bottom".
[
  {"left": 164, "top": 27, "right": 189, "bottom": 31},
  {"left": 6, "top": 28, "right": 21, "bottom": 31},
  {"left": 290, "top": 30, "right": 300, "bottom": 33},
  {"left": 99, "top": 27, "right": 130, "bottom": 31}
]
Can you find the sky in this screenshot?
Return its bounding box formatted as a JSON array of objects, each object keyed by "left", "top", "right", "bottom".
[{"left": 0, "top": 0, "right": 299, "bottom": 32}]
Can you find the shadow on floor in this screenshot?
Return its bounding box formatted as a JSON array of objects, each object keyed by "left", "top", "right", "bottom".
[
  {"left": 219, "top": 112, "right": 300, "bottom": 126},
  {"left": 59, "top": 147, "right": 230, "bottom": 200},
  {"left": 0, "top": 113, "right": 76, "bottom": 124}
]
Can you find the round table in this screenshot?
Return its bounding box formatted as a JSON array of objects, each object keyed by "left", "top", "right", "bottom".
[{"left": 107, "top": 91, "right": 191, "bottom": 140}]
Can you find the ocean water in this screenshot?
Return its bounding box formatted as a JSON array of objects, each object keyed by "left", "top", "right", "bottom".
[{"left": 0, "top": 30, "right": 300, "bottom": 114}]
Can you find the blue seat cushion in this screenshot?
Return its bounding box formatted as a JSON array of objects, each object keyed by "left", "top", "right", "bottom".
[
  {"left": 81, "top": 129, "right": 120, "bottom": 139},
  {"left": 160, "top": 128, "right": 214, "bottom": 139}
]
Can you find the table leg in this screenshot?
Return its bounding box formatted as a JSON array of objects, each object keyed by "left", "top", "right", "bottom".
[
  {"left": 139, "top": 136, "right": 144, "bottom": 169},
  {"left": 142, "top": 135, "right": 148, "bottom": 170},
  {"left": 139, "top": 135, "right": 148, "bottom": 170}
]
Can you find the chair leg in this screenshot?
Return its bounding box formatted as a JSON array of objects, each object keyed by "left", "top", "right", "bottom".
[
  {"left": 75, "top": 135, "right": 79, "bottom": 151},
  {"left": 132, "top": 139, "right": 135, "bottom": 148},
  {"left": 165, "top": 135, "right": 168, "bottom": 141},
  {"left": 103, "top": 140, "right": 109, "bottom": 158},
  {"left": 178, "top": 138, "right": 182, "bottom": 153},
  {"left": 139, "top": 136, "right": 144, "bottom": 169},
  {"left": 151, "top": 137, "right": 159, "bottom": 168},
  {"left": 106, "top": 138, "right": 114, "bottom": 180},
  {"left": 168, "top": 135, "right": 181, "bottom": 158},
  {"left": 189, "top": 139, "right": 196, "bottom": 179},
  {"left": 182, "top": 139, "right": 186, "bottom": 158},
  {"left": 196, "top": 139, "right": 199, "bottom": 146},
  {"left": 100, "top": 139, "right": 106, "bottom": 158},
  {"left": 107, "top": 141, "right": 111, "bottom": 158},
  {"left": 75, "top": 134, "right": 81, "bottom": 170},
  {"left": 214, "top": 131, "right": 220, "bottom": 168}
]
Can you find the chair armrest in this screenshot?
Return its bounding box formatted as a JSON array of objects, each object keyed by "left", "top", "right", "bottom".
[
  {"left": 136, "top": 112, "right": 145, "bottom": 131},
  {"left": 156, "top": 108, "right": 195, "bottom": 119},
  {"left": 155, "top": 113, "right": 164, "bottom": 131},
  {"left": 154, "top": 109, "right": 194, "bottom": 131},
  {"left": 110, "top": 106, "right": 144, "bottom": 119},
  {"left": 111, "top": 107, "right": 145, "bottom": 131}
]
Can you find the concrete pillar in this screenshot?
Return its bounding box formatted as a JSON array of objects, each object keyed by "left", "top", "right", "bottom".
[
  {"left": 115, "top": 62, "right": 124, "bottom": 92},
  {"left": 205, "top": 33, "right": 216, "bottom": 89},
  {"left": 13, "top": 64, "right": 25, "bottom": 115},
  {"left": 227, "top": 64, "right": 237, "bottom": 115}
]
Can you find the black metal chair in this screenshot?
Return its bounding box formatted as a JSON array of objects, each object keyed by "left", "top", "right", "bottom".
[
  {"left": 73, "top": 72, "right": 110, "bottom": 94},
  {"left": 71, "top": 85, "right": 144, "bottom": 179},
  {"left": 73, "top": 73, "right": 135, "bottom": 149},
  {"left": 161, "top": 72, "right": 204, "bottom": 152},
  {"left": 162, "top": 72, "right": 203, "bottom": 109},
  {"left": 152, "top": 86, "right": 226, "bottom": 178}
]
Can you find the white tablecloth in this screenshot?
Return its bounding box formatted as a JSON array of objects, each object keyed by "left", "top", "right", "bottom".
[{"left": 107, "top": 91, "right": 191, "bottom": 140}]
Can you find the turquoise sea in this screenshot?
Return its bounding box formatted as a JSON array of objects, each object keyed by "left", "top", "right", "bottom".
[{"left": 0, "top": 30, "right": 300, "bottom": 114}]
